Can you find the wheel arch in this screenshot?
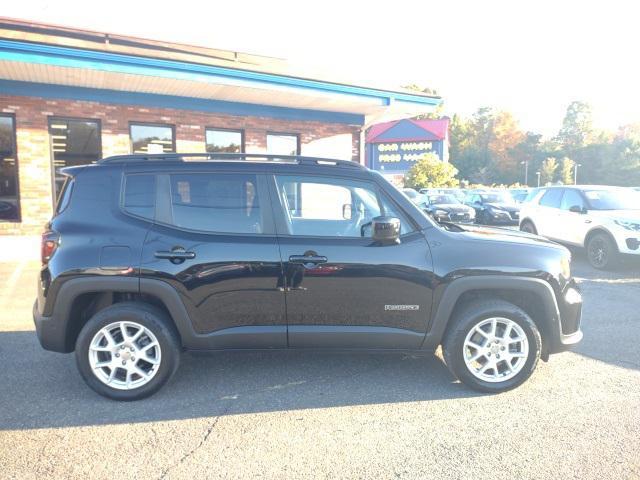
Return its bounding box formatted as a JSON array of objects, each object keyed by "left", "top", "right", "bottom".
[
  {"left": 584, "top": 226, "right": 618, "bottom": 251},
  {"left": 42, "top": 277, "right": 191, "bottom": 353},
  {"left": 423, "top": 276, "right": 562, "bottom": 360}
]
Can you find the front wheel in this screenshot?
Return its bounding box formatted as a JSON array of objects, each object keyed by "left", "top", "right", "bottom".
[
  {"left": 75, "top": 302, "right": 181, "bottom": 401},
  {"left": 520, "top": 220, "right": 537, "bottom": 235},
  {"left": 586, "top": 232, "right": 618, "bottom": 270},
  {"left": 442, "top": 300, "right": 541, "bottom": 393}
]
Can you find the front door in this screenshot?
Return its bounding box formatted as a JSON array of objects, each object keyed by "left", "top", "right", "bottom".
[
  {"left": 139, "top": 169, "right": 287, "bottom": 348},
  {"left": 270, "top": 173, "right": 434, "bottom": 349}
]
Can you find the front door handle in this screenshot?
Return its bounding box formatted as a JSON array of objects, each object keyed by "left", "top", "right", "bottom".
[
  {"left": 155, "top": 249, "right": 196, "bottom": 262},
  {"left": 289, "top": 255, "right": 328, "bottom": 265}
]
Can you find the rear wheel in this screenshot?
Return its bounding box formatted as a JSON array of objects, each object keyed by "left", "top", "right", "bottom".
[
  {"left": 442, "top": 299, "right": 541, "bottom": 393},
  {"left": 75, "top": 302, "right": 181, "bottom": 401},
  {"left": 586, "top": 232, "right": 618, "bottom": 270},
  {"left": 520, "top": 220, "right": 537, "bottom": 235}
]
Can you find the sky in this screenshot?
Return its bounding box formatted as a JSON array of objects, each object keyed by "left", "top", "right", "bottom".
[{"left": 3, "top": 0, "right": 639, "bottom": 136}]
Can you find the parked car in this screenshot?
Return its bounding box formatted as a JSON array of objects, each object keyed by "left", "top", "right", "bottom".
[
  {"left": 465, "top": 191, "right": 520, "bottom": 226},
  {"left": 420, "top": 193, "right": 476, "bottom": 224},
  {"left": 34, "top": 153, "right": 582, "bottom": 400},
  {"left": 520, "top": 185, "right": 640, "bottom": 269},
  {"left": 401, "top": 187, "right": 425, "bottom": 204}
]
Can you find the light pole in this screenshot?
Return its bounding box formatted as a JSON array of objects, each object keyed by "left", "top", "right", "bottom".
[
  {"left": 521, "top": 160, "right": 529, "bottom": 186},
  {"left": 574, "top": 163, "right": 582, "bottom": 185},
  {"left": 536, "top": 171, "right": 541, "bottom": 187}
]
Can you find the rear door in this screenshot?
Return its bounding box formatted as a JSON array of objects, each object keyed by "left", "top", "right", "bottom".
[
  {"left": 270, "top": 173, "right": 434, "bottom": 349},
  {"left": 138, "top": 168, "right": 287, "bottom": 349}
]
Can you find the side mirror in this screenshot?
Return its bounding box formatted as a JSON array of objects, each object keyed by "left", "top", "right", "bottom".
[
  {"left": 371, "top": 216, "right": 401, "bottom": 245},
  {"left": 569, "top": 205, "right": 586, "bottom": 214}
]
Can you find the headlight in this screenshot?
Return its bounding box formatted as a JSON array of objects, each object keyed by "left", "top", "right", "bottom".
[
  {"left": 614, "top": 219, "right": 640, "bottom": 231},
  {"left": 490, "top": 209, "right": 509, "bottom": 217},
  {"left": 434, "top": 209, "right": 448, "bottom": 216}
]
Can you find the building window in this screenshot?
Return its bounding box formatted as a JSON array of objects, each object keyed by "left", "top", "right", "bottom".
[
  {"left": 267, "top": 133, "right": 300, "bottom": 155},
  {"left": 130, "top": 123, "right": 175, "bottom": 154},
  {"left": 49, "top": 118, "right": 101, "bottom": 200},
  {"left": 205, "top": 128, "right": 243, "bottom": 153},
  {"left": 0, "top": 114, "right": 19, "bottom": 222}
]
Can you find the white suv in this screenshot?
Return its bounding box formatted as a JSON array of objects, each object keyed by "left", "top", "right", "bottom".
[{"left": 520, "top": 186, "right": 640, "bottom": 269}]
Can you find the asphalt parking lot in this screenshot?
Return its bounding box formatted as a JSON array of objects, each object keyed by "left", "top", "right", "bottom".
[{"left": 0, "top": 251, "right": 639, "bottom": 479}]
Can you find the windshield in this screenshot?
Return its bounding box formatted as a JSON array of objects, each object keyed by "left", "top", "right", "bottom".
[
  {"left": 428, "top": 194, "right": 460, "bottom": 204},
  {"left": 480, "top": 192, "right": 514, "bottom": 204},
  {"left": 584, "top": 189, "right": 640, "bottom": 210}
]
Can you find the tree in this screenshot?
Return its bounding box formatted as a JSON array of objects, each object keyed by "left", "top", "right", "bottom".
[
  {"left": 404, "top": 153, "right": 459, "bottom": 188},
  {"left": 540, "top": 158, "right": 558, "bottom": 185},
  {"left": 556, "top": 101, "right": 594, "bottom": 150},
  {"left": 402, "top": 84, "right": 443, "bottom": 119},
  {"left": 559, "top": 157, "right": 576, "bottom": 184}
]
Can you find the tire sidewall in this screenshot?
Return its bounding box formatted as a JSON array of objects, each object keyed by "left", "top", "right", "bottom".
[
  {"left": 444, "top": 305, "right": 542, "bottom": 393},
  {"left": 587, "top": 233, "right": 616, "bottom": 270},
  {"left": 75, "top": 304, "right": 180, "bottom": 401}
]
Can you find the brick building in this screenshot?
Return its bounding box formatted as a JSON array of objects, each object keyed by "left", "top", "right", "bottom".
[{"left": 0, "top": 18, "right": 440, "bottom": 235}]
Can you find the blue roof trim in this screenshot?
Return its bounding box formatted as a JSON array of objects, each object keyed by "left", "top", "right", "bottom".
[
  {"left": 0, "top": 79, "right": 365, "bottom": 124},
  {"left": 0, "top": 39, "right": 441, "bottom": 107}
]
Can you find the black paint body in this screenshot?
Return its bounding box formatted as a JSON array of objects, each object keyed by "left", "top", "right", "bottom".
[{"left": 34, "top": 158, "right": 582, "bottom": 355}]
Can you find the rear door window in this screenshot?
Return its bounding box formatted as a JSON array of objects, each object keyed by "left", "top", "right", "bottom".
[
  {"left": 167, "top": 173, "right": 264, "bottom": 234},
  {"left": 539, "top": 189, "right": 563, "bottom": 209}
]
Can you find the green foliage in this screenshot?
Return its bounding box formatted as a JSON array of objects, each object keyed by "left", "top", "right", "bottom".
[
  {"left": 448, "top": 101, "right": 640, "bottom": 187},
  {"left": 540, "top": 158, "right": 558, "bottom": 185},
  {"left": 559, "top": 157, "right": 576, "bottom": 185},
  {"left": 404, "top": 153, "right": 459, "bottom": 189},
  {"left": 556, "top": 101, "right": 594, "bottom": 150}
]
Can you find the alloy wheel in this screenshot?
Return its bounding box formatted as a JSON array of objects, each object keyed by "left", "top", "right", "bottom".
[
  {"left": 588, "top": 237, "right": 608, "bottom": 268},
  {"left": 463, "top": 317, "right": 529, "bottom": 383},
  {"left": 88, "top": 321, "right": 162, "bottom": 390}
]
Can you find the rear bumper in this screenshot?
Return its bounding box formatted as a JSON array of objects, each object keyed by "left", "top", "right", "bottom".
[{"left": 33, "top": 300, "right": 71, "bottom": 353}]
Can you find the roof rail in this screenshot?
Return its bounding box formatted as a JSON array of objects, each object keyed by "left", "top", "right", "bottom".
[{"left": 98, "top": 152, "right": 364, "bottom": 169}]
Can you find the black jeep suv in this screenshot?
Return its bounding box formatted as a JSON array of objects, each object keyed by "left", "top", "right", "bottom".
[{"left": 34, "top": 153, "right": 583, "bottom": 400}]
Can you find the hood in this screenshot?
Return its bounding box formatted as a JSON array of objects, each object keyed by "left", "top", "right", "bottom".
[
  {"left": 453, "top": 224, "right": 564, "bottom": 250},
  {"left": 432, "top": 204, "right": 472, "bottom": 212},
  {"left": 588, "top": 209, "right": 640, "bottom": 221},
  {"left": 484, "top": 203, "right": 520, "bottom": 212}
]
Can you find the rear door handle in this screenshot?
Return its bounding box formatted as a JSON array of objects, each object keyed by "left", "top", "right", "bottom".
[{"left": 289, "top": 255, "right": 328, "bottom": 265}]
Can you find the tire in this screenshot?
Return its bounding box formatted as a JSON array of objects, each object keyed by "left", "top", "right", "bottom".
[
  {"left": 477, "top": 210, "right": 490, "bottom": 225},
  {"left": 75, "top": 302, "right": 181, "bottom": 401},
  {"left": 442, "top": 299, "right": 541, "bottom": 393},
  {"left": 520, "top": 220, "right": 537, "bottom": 235},
  {"left": 586, "top": 232, "right": 618, "bottom": 270}
]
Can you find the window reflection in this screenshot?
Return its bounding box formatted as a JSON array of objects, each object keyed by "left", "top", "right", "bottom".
[
  {"left": 130, "top": 124, "right": 175, "bottom": 154},
  {"left": 0, "top": 115, "right": 19, "bottom": 221},
  {"left": 206, "top": 129, "right": 243, "bottom": 153},
  {"left": 49, "top": 118, "right": 101, "bottom": 199}
]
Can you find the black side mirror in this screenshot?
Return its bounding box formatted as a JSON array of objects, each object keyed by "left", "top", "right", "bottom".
[
  {"left": 371, "top": 216, "right": 400, "bottom": 245},
  {"left": 569, "top": 205, "right": 586, "bottom": 214}
]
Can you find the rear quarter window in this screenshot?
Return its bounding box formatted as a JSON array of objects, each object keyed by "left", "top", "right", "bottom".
[
  {"left": 55, "top": 176, "right": 74, "bottom": 214},
  {"left": 123, "top": 174, "right": 156, "bottom": 220}
]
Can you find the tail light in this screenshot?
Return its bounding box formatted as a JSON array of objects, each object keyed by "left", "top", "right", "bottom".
[{"left": 41, "top": 230, "right": 59, "bottom": 264}]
